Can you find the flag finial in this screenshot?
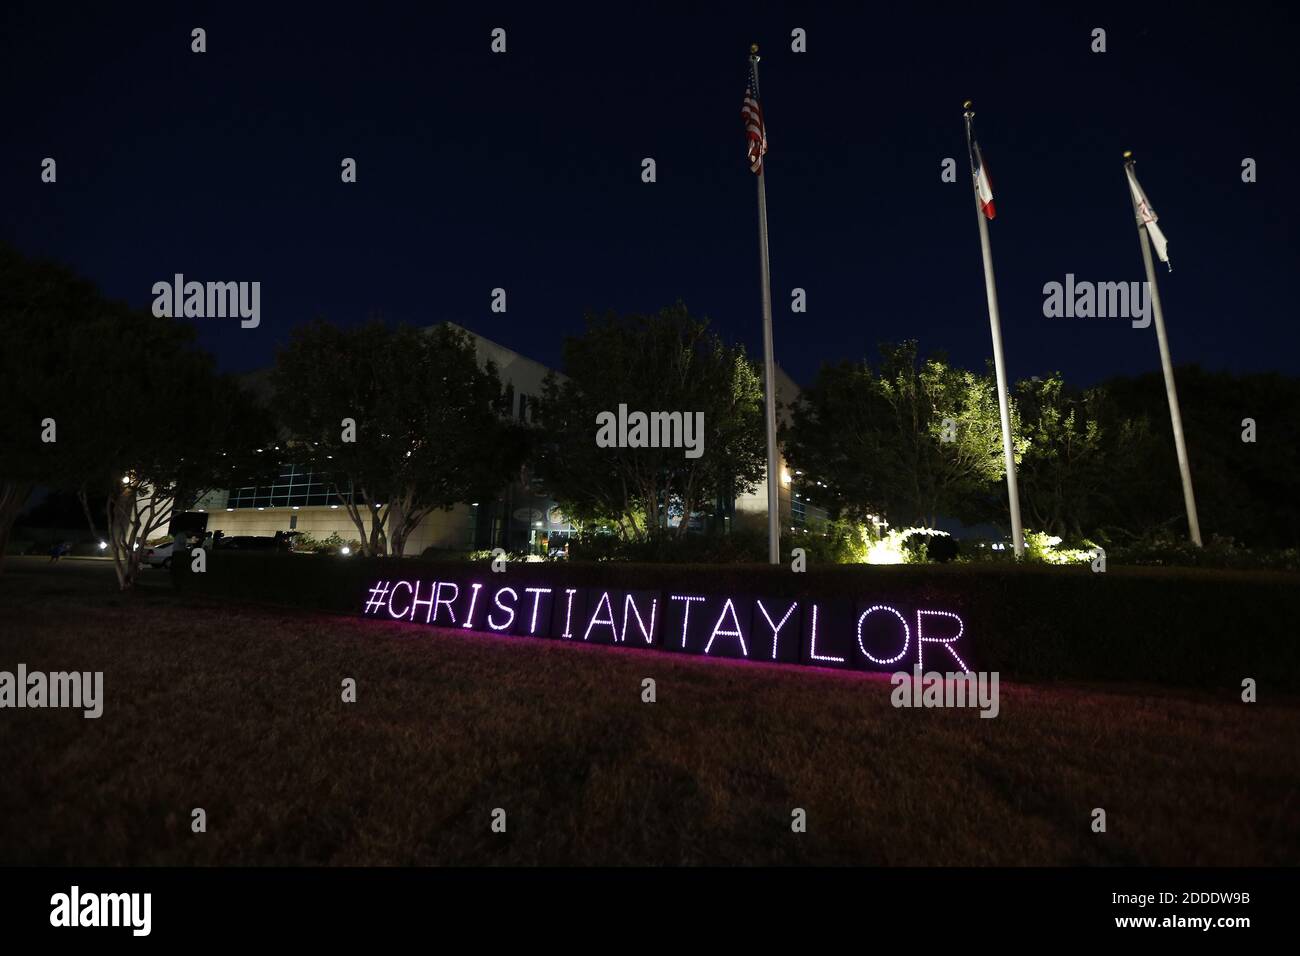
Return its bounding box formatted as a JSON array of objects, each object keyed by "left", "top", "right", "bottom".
[
  {"left": 1123, "top": 150, "right": 1133, "bottom": 159},
  {"left": 963, "top": 99, "right": 972, "bottom": 109},
  {"left": 750, "top": 43, "right": 759, "bottom": 55}
]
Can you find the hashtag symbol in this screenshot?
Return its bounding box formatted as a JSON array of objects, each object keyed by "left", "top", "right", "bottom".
[{"left": 364, "top": 581, "right": 391, "bottom": 614}]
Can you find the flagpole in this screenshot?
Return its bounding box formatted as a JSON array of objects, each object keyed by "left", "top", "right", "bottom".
[
  {"left": 1123, "top": 151, "right": 1202, "bottom": 547},
  {"left": 752, "top": 44, "right": 781, "bottom": 564},
  {"left": 963, "top": 102, "right": 1024, "bottom": 559}
]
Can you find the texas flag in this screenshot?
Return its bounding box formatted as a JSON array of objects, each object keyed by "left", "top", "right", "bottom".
[
  {"left": 969, "top": 136, "right": 995, "bottom": 220},
  {"left": 1126, "top": 164, "right": 1170, "bottom": 270}
]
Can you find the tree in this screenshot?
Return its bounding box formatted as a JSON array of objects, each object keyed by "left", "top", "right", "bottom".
[
  {"left": 0, "top": 243, "right": 270, "bottom": 586},
  {"left": 1091, "top": 368, "right": 1300, "bottom": 547},
  {"left": 1015, "top": 374, "right": 1121, "bottom": 539},
  {"left": 783, "top": 342, "right": 1015, "bottom": 528},
  {"left": 0, "top": 245, "right": 102, "bottom": 571},
  {"left": 272, "top": 320, "right": 525, "bottom": 556},
  {"left": 58, "top": 304, "right": 272, "bottom": 589},
  {"left": 533, "top": 304, "right": 766, "bottom": 540}
]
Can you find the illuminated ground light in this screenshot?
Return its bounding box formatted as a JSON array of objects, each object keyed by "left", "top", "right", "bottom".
[{"left": 360, "top": 577, "right": 972, "bottom": 675}]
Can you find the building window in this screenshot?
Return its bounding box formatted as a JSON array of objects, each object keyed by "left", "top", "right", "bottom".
[{"left": 225, "top": 464, "right": 351, "bottom": 509}]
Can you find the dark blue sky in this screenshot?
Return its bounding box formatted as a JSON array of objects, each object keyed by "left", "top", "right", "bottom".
[{"left": 3, "top": 1, "right": 1297, "bottom": 387}]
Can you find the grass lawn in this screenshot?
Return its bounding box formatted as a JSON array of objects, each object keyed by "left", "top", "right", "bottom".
[{"left": 1, "top": 557, "right": 1297, "bottom": 865}]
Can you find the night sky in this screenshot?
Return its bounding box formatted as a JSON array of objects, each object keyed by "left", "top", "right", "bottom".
[{"left": 3, "top": 1, "right": 1297, "bottom": 388}]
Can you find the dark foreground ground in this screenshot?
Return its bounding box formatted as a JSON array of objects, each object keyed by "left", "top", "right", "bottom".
[{"left": 1, "top": 557, "right": 1296, "bottom": 865}]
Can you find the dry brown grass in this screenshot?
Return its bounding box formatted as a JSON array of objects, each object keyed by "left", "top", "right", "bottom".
[{"left": 1, "top": 558, "right": 1297, "bottom": 865}]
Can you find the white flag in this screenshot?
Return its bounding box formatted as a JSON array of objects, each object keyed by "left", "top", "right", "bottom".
[{"left": 1126, "top": 165, "right": 1170, "bottom": 269}]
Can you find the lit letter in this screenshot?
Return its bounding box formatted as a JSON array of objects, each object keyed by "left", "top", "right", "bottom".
[
  {"left": 461, "top": 582, "right": 483, "bottom": 628},
  {"left": 856, "top": 605, "right": 910, "bottom": 665},
  {"left": 487, "top": 587, "right": 517, "bottom": 631},
  {"left": 670, "top": 595, "right": 706, "bottom": 649},
  {"left": 703, "top": 598, "right": 748, "bottom": 656},
  {"left": 756, "top": 599, "right": 798, "bottom": 660},
  {"left": 621, "top": 594, "right": 657, "bottom": 645},
  {"left": 433, "top": 581, "right": 460, "bottom": 624},
  {"left": 560, "top": 589, "right": 578, "bottom": 638},
  {"left": 807, "top": 604, "right": 844, "bottom": 663},
  {"left": 409, "top": 580, "right": 435, "bottom": 623},
  {"left": 524, "top": 587, "right": 552, "bottom": 635},
  {"left": 916, "top": 609, "right": 968, "bottom": 671},
  {"left": 583, "top": 591, "right": 618, "bottom": 641}
]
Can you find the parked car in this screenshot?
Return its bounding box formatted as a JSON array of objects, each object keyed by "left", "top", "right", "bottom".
[
  {"left": 140, "top": 541, "right": 177, "bottom": 568},
  {"left": 214, "top": 532, "right": 299, "bottom": 552},
  {"left": 141, "top": 532, "right": 212, "bottom": 568}
]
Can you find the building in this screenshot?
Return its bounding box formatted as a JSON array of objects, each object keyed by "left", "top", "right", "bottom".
[
  {"left": 197, "top": 322, "right": 825, "bottom": 554},
  {"left": 732, "top": 364, "right": 806, "bottom": 535}
]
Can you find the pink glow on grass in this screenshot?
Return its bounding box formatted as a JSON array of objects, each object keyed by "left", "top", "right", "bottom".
[{"left": 359, "top": 614, "right": 903, "bottom": 684}]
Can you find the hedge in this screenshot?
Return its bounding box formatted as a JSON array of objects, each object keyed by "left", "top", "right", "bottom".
[{"left": 179, "top": 553, "right": 1300, "bottom": 691}]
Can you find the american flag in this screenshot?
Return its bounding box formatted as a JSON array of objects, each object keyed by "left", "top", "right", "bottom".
[{"left": 741, "top": 60, "right": 767, "bottom": 174}]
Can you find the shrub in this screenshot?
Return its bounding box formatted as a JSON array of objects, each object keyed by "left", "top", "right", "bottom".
[
  {"left": 926, "top": 535, "right": 961, "bottom": 563},
  {"left": 1107, "top": 533, "right": 1300, "bottom": 572},
  {"left": 568, "top": 531, "right": 768, "bottom": 564}
]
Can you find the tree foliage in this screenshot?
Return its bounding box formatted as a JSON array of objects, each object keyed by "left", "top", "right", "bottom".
[
  {"left": 783, "top": 342, "right": 1014, "bottom": 528},
  {"left": 271, "top": 320, "right": 526, "bottom": 556},
  {"left": 1015, "top": 374, "right": 1112, "bottom": 538},
  {"left": 533, "top": 304, "right": 766, "bottom": 540},
  {"left": 0, "top": 243, "right": 273, "bottom": 587},
  {"left": 1086, "top": 368, "right": 1300, "bottom": 547}
]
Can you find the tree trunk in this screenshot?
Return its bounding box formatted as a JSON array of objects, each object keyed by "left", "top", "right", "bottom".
[
  {"left": 338, "top": 491, "right": 371, "bottom": 555},
  {"left": 0, "top": 481, "right": 33, "bottom": 574},
  {"left": 367, "top": 502, "right": 388, "bottom": 556}
]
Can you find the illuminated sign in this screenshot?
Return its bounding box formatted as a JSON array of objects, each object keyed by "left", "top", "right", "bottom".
[{"left": 361, "top": 578, "right": 970, "bottom": 674}]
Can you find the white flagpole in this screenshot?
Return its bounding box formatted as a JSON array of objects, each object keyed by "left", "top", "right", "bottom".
[
  {"left": 1123, "top": 151, "right": 1202, "bottom": 546},
  {"left": 963, "top": 102, "right": 1024, "bottom": 558},
  {"left": 752, "top": 45, "right": 781, "bottom": 564}
]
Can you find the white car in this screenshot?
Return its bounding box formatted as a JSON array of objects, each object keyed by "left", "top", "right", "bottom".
[
  {"left": 139, "top": 541, "right": 181, "bottom": 568},
  {"left": 140, "top": 534, "right": 210, "bottom": 568}
]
